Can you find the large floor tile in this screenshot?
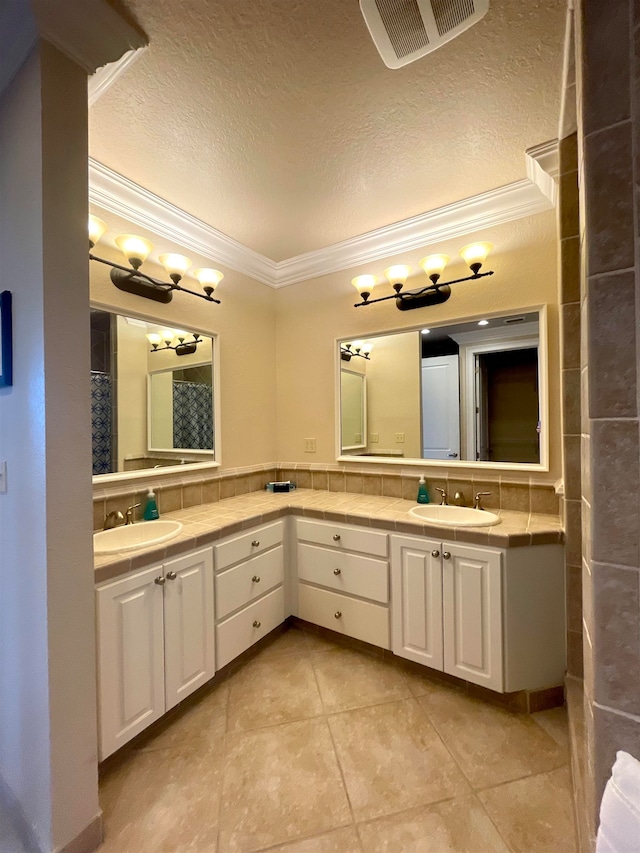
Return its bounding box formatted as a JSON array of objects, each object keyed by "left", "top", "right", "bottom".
[
  {"left": 311, "top": 647, "right": 410, "bottom": 713},
  {"left": 417, "top": 684, "right": 568, "bottom": 788},
  {"left": 99, "top": 742, "right": 223, "bottom": 852},
  {"left": 227, "top": 653, "right": 323, "bottom": 732},
  {"left": 328, "top": 698, "right": 469, "bottom": 822},
  {"left": 262, "top": 826, "right": 362, "bottom": 852},
  {"left": 532, "top": 706, "right": 570, "bottom": 750},
  {"left": 356, "top": 795, "right": 510, "bottom": 853},
  {"left": 478, "top": 766, "right": 577, "bottom": 853},
  {"left": 254, "top": 626, "right": 309, "bottom": 659},
  {"left": 218, "top": 717, "right": 351, "bottom": 852}
]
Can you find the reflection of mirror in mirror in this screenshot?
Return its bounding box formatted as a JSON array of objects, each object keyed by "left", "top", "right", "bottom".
[
  {"left": 340, "top": 368, "right": 366, "bottom": 451},
  {"left": 339, "top": 311, "right": 542, "bottom": 465},
  {"left": 90, "top": 309, "right": 215, "bottom": 475}
]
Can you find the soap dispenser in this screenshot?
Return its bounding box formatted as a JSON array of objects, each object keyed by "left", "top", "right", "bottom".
[
  {"left": 143, "top": 488, "right": 160, "bottom": 521},
  {"left": 417, "top": 476, "right": 430, "bottom": 504}
]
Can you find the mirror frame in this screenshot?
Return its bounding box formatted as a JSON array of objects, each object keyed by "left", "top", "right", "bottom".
[
  {"left": 91, "top": 300, "right": 222, "bottom": 487},
  {"left": 335, "top": 304, "right": 549, "bottom": 473},
  {"left": 340, "top": 367, "right": 367, "bottom": 452}
]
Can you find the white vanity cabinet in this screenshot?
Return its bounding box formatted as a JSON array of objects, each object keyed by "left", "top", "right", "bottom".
[
  {"left": 96, "top": 547, "right": 215, "bottom": 759},
  {"left": 391, "top": 535, "right": 565, "bottom": 693},
  {"left": 295, "top": 518, "right": 390, "bottom": 649},
  {"left": 214, "top": 520, "right": 286, "bottom": 669}
]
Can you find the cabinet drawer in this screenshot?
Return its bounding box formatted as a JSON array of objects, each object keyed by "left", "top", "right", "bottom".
[
  {"left": 215, "top": 520, "right": 284, "bottom": 571},
  {"left": 216, "top": 586, "right": 285, "bottom": 669},
  {"left": 297, "top": 583, "right": 389, "bottom": 649},
  {"left": 296, "top": 518, "right": 387, "bottom": 557},
  {"left": 216, "top": 545, "right": 284, "bottom": 620},
  {"left": 297, "top": 543, "right": 389, "bottom": 603}
]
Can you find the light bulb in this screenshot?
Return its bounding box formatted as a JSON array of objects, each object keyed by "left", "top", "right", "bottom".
[
  {"left": 478, "top": 320, "right": 489, "bottom": 326},
  {"left": 88, "top": 215, "right": 107, "bottom": 248},
  {"left": 193, "top": 268, "right": 224, "bottom": 288},
  {"left": 162, "top": 329, "right": 176, "bottom": 345},
  {"left": 351, "top": 275, "right": 377, "bottom": 302},
  {"left": 460, "top": 242, "right": 492, "bottom": 273},
  {"left": 115, "top": 234, "right": 153, "bottom": 269},
  {"left": 361, "top": 342, "right": 373, "bottom": 356},
  {"left": 146, "top": 333, "right": 162, "bottom": 348},
  {"left": 419, "top": 254, "right": 449, "bottom": 283},
  {"left": 384, "top": 265, "right": 411, "bottom": 289},
  {"left": 352, "top": 340, "right": 364, "bottom": 352},
  {"left": 421, "top": 328, "right": 431, "bottom": 335},
  {"left": 159, "top": 253, "right": 192, "bottom": 282}
]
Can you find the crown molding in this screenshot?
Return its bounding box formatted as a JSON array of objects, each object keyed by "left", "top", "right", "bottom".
[
  {"left": 89, "top": 46, "right": 147, "bottom": 106},
  {"left": 89, "top": 159, "right": 278, "bottom": 285},
  {"left": 89, "top": 144, "right": 558, "bottom": 289},
  {"left": 32, "top": 0, "right": 146, "bottom": 75}
]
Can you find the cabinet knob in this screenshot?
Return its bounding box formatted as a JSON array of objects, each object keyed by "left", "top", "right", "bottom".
[
  {"left": 431, "top": 549, "right": 440, "bottom": 558},
  {"left": 154, "top": 576, "right": 166, "bottom": 585},
  {"left": 253, "top": 620, "right": 261, "bottom": 628},
  {"left": 251, "top": 540, "right": 260, "bottom": 547},
  {"left": 333, "top": 568, "right": 341, "bottom": 576},
  {"left": 443, "top": 551, "right": 451, "bottom": 560},
  {"left": 166, "top": 571, "right": 177, "bottom": 580},
  {"left": 334, "top": 611, "right": 342, "bottom": 619},
  {"left": 332, "top": 533, "right": 341, "bottom": 541},
  {"left": 252, "top": 575, "right": 261, "bottom": 583}
]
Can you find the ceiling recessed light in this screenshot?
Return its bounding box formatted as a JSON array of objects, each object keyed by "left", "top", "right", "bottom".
[
  {"left": 478, "top": 320, "right": 489, "bottom": 326},
  {"left": 421, "top": 328, "right": 431, "bottom": 334}
]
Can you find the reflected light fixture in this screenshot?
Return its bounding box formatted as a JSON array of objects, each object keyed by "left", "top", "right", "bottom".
[
  {"left": 341, "top": 341, "right": 373, "bottom": 362},
  {"left": 352, "top": 243, "right": 494, "bottom": 311},
  {"left": 146, "top": 330, "right": 204, "bottom": 356},
  {"left": 88, "top": 215, "right": 224, "bottom": 305}
]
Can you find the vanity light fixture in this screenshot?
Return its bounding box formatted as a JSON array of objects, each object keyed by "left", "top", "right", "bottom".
[
  {"left": 88, "top": 216, "right": 224, "bottom": 305},
  {"left": 146, "top": 330, "right": 204, "bottom": 356},
  {"left": 478, "top": 319, "right": 489, "bottom": 326},
  {"left": 340, "top": 341, "right": 373, "bottom": 362},
  {"left": 352, "top": 243, "right": 494, "bottom": 311}
]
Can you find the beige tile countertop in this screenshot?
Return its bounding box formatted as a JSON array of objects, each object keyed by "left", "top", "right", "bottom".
[{"left": 94, "top": 489, "right": 564, "bottom": 584}]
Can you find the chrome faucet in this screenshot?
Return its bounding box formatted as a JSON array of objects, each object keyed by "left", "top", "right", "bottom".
[
  {"left": 474, "top": 492, "right": 492, "bottom": 511},
  {"left": 125, "top": 503, "right": 141, "bottom": 525},
  {"left": 452, "top": 491, "right": 466, "bottom": 507},
  {"left": 434, "top": 487, "right": 448, "bottom": 506}
]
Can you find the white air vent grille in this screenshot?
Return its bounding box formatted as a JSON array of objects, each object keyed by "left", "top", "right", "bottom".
[
  {"left": 431, "top": 0, "right": 475, "bottom": 36},
  {"left": 360, "top": 0, "right": 489, "bottom": 68},
  {"left": 374, "top": 0, "right": 429, "bottom": 59}
]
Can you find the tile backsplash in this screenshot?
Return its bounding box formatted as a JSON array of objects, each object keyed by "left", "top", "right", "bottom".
[{"left": 92, "top": 462, "right": 560, "bottom": 531}]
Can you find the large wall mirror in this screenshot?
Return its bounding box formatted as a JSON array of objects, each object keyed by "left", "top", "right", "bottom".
[
  {"left": 91, "top": 308, "right": 218, "bottom": 477},
  {"left": 338, "top": 308, "right": 548, "bottom": 470}
]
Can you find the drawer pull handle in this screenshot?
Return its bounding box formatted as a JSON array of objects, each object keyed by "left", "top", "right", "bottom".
[
  {"left": 253, "top": 620, "right": 261, "bottom": 628},
  {"left": 443, "top": 551, "right": 451, "bottom": 560},
  {"left": 332, "top": 534, "right": 341, "bottom": 541},
  {"left": 166, "top": 571, "right": 177, "bottom": 580},
  {"left": 154, "top": 576, "right": 166, "bottom": 585},
  {"left": 252, "top": 575, "right": 261, "bottom": 583},
  {"left": 334, "top": 611, "right": 342, "bottom": 619},
  {"left": 251, "top": 540, "right": 260, "bottom": 547},
  {"left": 333, "top": 568, "right": 341, "bottom": 576},
  {"left": 431, "top": 550, "right": 440, "bottom": 558}
]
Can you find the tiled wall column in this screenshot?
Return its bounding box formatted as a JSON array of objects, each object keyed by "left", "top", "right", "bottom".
[{"left": 577, "top": 0, "right": 640, "bottom": 843}]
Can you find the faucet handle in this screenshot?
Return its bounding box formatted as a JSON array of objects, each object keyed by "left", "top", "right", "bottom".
[
  {"left": 434, "top": 487, "right": 447, "bottom": 506},
  {"left": 474, "top": 492, "right": 492, "bottom": 511},
  {"left": 125, "top": 503, "right": 142, "bottom": 524}
]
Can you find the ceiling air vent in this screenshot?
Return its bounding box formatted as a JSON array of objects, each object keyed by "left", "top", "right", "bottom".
[{"left": 360, "top": 0, "right": 489, "bottom": 68}]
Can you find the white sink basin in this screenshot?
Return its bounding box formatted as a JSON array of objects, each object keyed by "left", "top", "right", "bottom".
[
  {"left": 94, "top": 520, "right": 184, "bottom": 554},
  {"left": 409, "top": 505, "right": 501, "bottom": 527}
]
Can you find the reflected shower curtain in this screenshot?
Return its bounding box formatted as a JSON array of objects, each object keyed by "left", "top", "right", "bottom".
[
  {"left": 173, "top": 381, "right": 213, "bottom": 450},
  {"left": 91, "top": 370, "right": 112, "bottom": 474}
]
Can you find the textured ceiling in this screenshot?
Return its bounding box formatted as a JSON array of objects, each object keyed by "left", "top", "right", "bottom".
[{"left": 89, "top": 0, "right": 566, "bottom": 261}]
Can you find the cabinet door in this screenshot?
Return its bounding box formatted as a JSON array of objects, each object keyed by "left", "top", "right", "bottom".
[
  {"left": 96, "top": 566, "right": 165, "bottom": 759},
  {"left": 390, "top": 535, "right": 443, "bottom": 669},
  {"left": 442, "top": 543, "right": 503, "bottom": 691},
  {"left": 163, "top": 548, "right": 215, "bottom": 711}
]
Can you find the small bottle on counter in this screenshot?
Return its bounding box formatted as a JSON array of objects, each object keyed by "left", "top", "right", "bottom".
[
  {"left": 416, "top": 476, "right": 430, "bottom": 504},
  {"left": 143, "top": 487, "right": 160, "bottom": 520}
]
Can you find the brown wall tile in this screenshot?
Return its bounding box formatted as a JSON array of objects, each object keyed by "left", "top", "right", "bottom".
[
  {"left": 202, "top": 479, "right": 220, "bottom": 504},
  {"left": 328, "top": 471, "right": 345, "bottom": 492},
  {"left": 312, "top": 470, "right": 328, "bottom": 491},
  {"left": 220, "top": 477, "right": 236, "bottom": 500},
  {"left": 362, "top": 473, "right": 382, "bottom": 496},
  {"left": 565, "top": 499, "right": 583, "bottom": 566},
  {"left": 567, "top": 563, "right": 584, "bottom": 633},
  {"left": 560, "top": 132, "right": 579, "bottom": 175},
  {"left": 591, "top": 419, "right": 640, "bottom": 567},
  {"left": 530, "top": 486, "right": 560, "bottom": 516},
  {"left": 562, "top": 303, "right": 582, "bottom": 370},
  {"left": 563, "top": 368, "right": 582, "bottom": 436},
  {"left": 593, "top": 705, "right": 640, "bottom": 805},
  {"left": 564, "top": 435, "right": 583, "bottom": 501},
  {"left": 567, "top": 629, "right": 585, "bottom": 679},
  {"left": 182, "top": 482, "right": 202, "bottom": 508},
  {"left": 584, "top": 121, "right": 634, "bottom": 276},
  {"left": 561, "top": 236, "right": 581, "bottom": 304},
  {"left": 560, "top": 170, "right": 580, "bottom": 238},
  {"left": 499, "top": 482, "right": 530, "bottom": 513},
  {"left": 381, "top": 475, "right": 402, "bottom": 498},
  {"left": 158, "top": 485, "right": 182, "bottom": 514}
]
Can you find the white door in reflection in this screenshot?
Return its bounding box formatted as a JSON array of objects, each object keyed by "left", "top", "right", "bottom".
[{"left": 421, "top": 355, "right": 460, "bottom": 460}]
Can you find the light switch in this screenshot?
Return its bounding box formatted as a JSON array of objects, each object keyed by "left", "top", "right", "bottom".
[
  {"left": 370, "top": 433, "right": 379, "bottom": 443},
  {"left": 304, "top": 438, "right": 316, "bottom": 453},
  {"left": 395, "top": 432, "right": 405, "bottom": 443}
]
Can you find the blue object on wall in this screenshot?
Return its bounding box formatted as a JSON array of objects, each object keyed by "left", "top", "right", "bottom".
[
  {"left": 0, "top": 291, "right": 13, "bottom": 388},
  {"left": 91, "top": 371, "right": 113, "bottom": 474}
]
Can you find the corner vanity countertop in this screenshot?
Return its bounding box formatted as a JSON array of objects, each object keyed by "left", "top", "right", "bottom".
[{"left": 94, "top": 489, "right": 563, "bottom": 584}]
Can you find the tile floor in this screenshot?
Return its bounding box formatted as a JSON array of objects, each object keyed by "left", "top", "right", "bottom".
[{"left": 98, "top": 625, "right": 577, "bottom": 852}]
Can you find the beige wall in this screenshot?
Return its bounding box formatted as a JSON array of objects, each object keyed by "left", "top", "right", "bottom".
[
  {"left": 90, "top": 242, "right": 278, "bottom": 472},
  {"left": 275, "top": 212, "right": 561, "bottom": 482}
]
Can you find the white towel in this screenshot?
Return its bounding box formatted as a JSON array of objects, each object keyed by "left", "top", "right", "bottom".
[{"left": 597, "top": 751, "right": 640, "bottom": 852}]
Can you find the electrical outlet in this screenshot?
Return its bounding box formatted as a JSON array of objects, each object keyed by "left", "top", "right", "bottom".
[
  {"left": 395, "top": 432, "right": 405, "bottom": 443},
  {"left": 354, "top": 433, "right": 362, "bottom": 444},
  {"left": 370, "top": 433, "right": 379, "bottom": 443},
  {"left": 304, "top": 438, "right": 316, "bottom": 453}
]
